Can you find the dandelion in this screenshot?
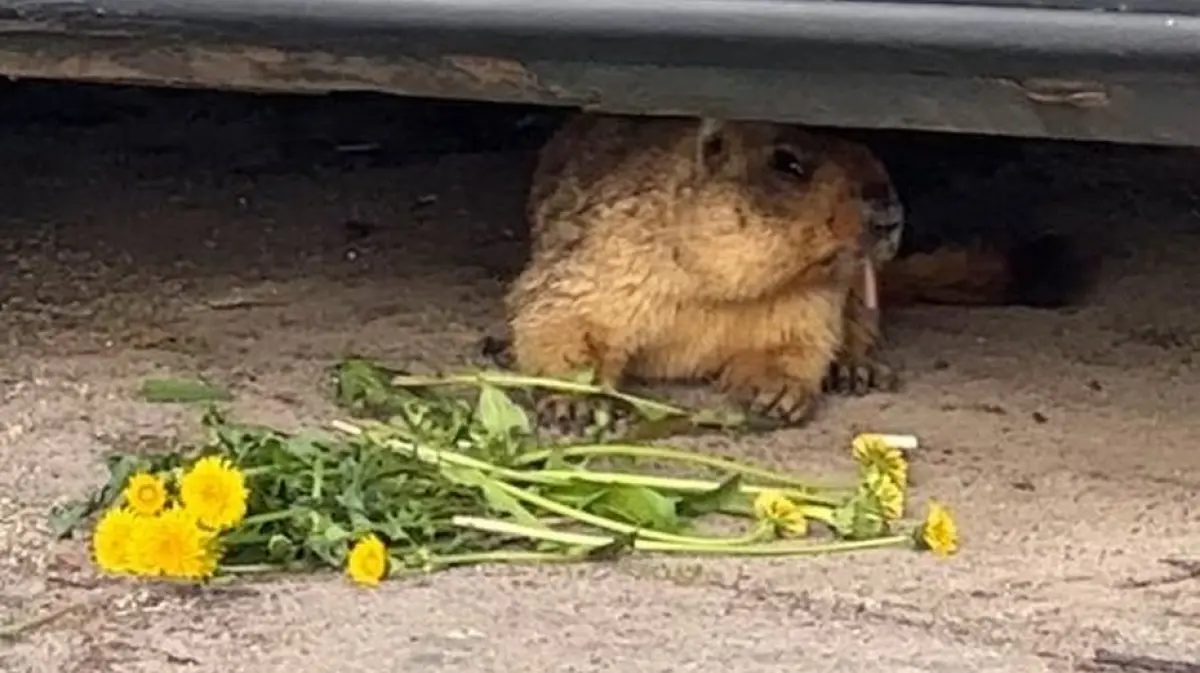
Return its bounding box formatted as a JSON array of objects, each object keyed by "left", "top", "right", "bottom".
[
  {"left": 92, "top": 506, "right": 140, "bottom": 574},
  {"left": 347, "top": 534, "right": 389, "bottom": 586},
  {"left": 915, "top": 500, "right": 958, "bottom": 557},
  {"left": 752, "top": 491, "right": 808, "bottom": 538},
  {"left": 129, "top": 507, "right": 220, "bottom": 579},
  {"left": 178, "top": 456, "right": 248, "bottom": 531},
  {"left": 864, "top": 471, "right": 905, "bottom": 521},
  {"left": 122, "top": 472, "right": 168, "bottom": 517},
  {"left": 851, "top": 434, "right": 909, "bottom": 491}
]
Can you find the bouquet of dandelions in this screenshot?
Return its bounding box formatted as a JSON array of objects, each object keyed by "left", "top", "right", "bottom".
[
  {"left": 89, "top": 456, "right": 248, "bottom": 581},
  {"left": 52, "top": 359, "right": 958, "bottom": 587}
]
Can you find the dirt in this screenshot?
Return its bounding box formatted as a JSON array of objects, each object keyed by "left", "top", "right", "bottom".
[{"left": 0, "top": 84, "right": 1198, "bottom": 673}]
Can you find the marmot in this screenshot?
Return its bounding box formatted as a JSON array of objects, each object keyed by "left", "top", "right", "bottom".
[{"left": 504, "top": 113, "right": 901, "bottom": 427}]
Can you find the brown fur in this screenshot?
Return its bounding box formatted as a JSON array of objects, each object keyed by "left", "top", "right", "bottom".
[
  {"left": 506, "top": 113, "right": 896, "bottom": 424},
  {"left": 881, "top": 248, "right": 1012, "bottom": 306},
  {"left": 879, "top": 233, "right": 1090, "bottom": 309}
]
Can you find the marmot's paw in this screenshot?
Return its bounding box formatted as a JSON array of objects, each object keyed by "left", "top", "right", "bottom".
[
  {"left": 730, "top": 377, "right": 818, "bottom": 426},
  {"left": 534, "top": 393, "right": 631, "bottom": 439},
  {"left": 823, "top": 357, "right": 900, "bottom": 396}
]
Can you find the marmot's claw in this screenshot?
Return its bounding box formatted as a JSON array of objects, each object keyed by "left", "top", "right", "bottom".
[
  {"left": 823, "top": 357, "right": 900, "bottom": 396},
  {"left": 534, "top": 393, "right": 631, "bottom": 439},
  {"left": 733, "top": 380, "right": 817, "bottom": 426}
]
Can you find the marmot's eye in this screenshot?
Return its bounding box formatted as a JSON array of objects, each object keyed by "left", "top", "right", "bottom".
[{"left": 770, "top": 148, "right": 808, "bottom": 179}]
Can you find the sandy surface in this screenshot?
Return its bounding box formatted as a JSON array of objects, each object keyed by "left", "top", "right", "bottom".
[{"left": 0, "top": 84, "right": 1197, "bottom": 673}]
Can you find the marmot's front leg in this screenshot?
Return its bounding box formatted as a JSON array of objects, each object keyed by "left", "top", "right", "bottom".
[
  {"left": 824, "top": 277, "right": 900, "bottom": 396},
  {"left": 718, "top": 350, "right": 822, "bottom": 425},
  {"left": 717, "top": 321, "right": 844, "bottom": 427},
  {"left": 508, "top": 313, "right": 633, "bottom": 436},
  {"left": 709, "top": 288, "right": 849, "bottom": 425},
  {"left": 828, "top": 291, "right": 900, "bottom": 395}
]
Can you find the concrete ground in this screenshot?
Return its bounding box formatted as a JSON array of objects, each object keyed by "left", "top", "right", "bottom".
[{"left": 0, "top": 84, "right": 1197, "bottom": 673}]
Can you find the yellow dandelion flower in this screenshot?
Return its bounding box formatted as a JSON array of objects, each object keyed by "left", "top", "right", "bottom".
[
  {"left": 92, "top": 506, "right": 140, "bottom": 574},
  {"left": 917, "top": 500, "right": 959, "bottom": 557},
  {"left": 129, "top": 507, "right": 220, "bottom": 580},
  {"left": 123, "top": 472, "right": 168, "bottom": 517},
  {"left": 851, "top": 434, "right": 909, "bottom": 491},
  {"left": 347, "top": 534, "right": 389, "bottom": 587},
  {"left": 178, "top": 456, "right": 248, "bottom": 531},
  {"left": 752, "top": 490, "right": 808, "bottom": 538},
  {"left": 863, "top": 472, "right": 905, "bottom": 521}
]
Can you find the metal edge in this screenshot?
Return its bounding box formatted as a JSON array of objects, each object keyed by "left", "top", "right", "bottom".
[
  {"left": 1, "top": 1, "right": 1200, "bottom": 144},
  {"left": 40, "top": 0, "right": 1200, "bottom": 69}
]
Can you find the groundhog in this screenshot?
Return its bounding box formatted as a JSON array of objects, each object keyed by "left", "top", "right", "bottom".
[
  {"left": 504, "top": 113, "right": 902, "bottom": 427},
  {"left": 483, "top": 114, "right": 1093, "bottom": 427}
]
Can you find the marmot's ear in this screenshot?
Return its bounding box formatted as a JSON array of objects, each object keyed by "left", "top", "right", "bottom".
[{"left": 695, "top": 117, "right": 727, "bottom": 174}]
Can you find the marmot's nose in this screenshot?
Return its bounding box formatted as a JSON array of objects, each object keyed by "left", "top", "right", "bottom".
[
  {"left": 861, "top": 181, "right": 904, "bottom": 233},
  {"left": 865, "top": 199, "right": 904, "bottom": 236}
]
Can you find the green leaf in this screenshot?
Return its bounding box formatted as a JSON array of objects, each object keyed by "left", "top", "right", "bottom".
[
  {"left": 47, "top": 501, "right": 92, "bottom": 539},
  {"left": 543, "top": 481, "right": 610, "bottom": 510},
  {"left": 688, "top": 408, "right": 748, "bottom": 429},
  {"left": 302, "top": 517, "right": 354, "bottom": 567},
  {"left": 347, "top": 511, "right": 375, "bottom": 533},
  {"left": 335, "top": 489, "right": 366, "bottom": 514},
  {"left": 442, "top": 466, "right": 544, "bottom": 529},
  {"left": 677, "top": 475, "right": 744, "bottom": 518},
  {"left": 603, "top": 388, "right": 687, "bottom": 424},
  {"left": 622, "top": 416, "right": 696, "bottom": 441},
  {"left": 543, "top": 447, "right": 573, "bottom": 471},
  {"left": 475, "top": 384, "right": 531, "bottom": 438},
  {"left": 266, "top": 535, "right": 296, "bottom": 562},
  {"left": 479, "top": 481, "right": 543, "bottom": 529},
  {"left": 587, "top": 484, "right": 680, "bottom": 532},
  {"left": 331, "top": 357, "right": 418, "bottom": 419},
  {"left": 379, "top": 515, "right": 416, "bottom": 544},
  {"left": 47, "top": 454, "right": 143, "bottom": 538},
  {"left": 828, "top": 492, "right": 889, "bottom": 541},
  {"left": 319, "top": 517, "right": 351, "bottom": 543},
  {"left": 200, "top": 405, "right": 229, "bottom": 428},
  {"left": 311, "top": 458, "right": 325, "bottom": 500},
  {"left": 585, "top": 531, "right": 638, "bottom": 561},
  {"left": 137, "top": 377, "right": 232, "bottom": 403}
]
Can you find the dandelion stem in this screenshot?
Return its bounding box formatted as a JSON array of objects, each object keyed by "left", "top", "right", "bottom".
[
  {"left": 653, "top": 535, "right": 913, "bottom": 556},
  {"left": 452, "top": 516, "right": 610, "bottom": 546},
  {"left": 218, "top": 563, "right": 288, "bottom": 574},
  {"left": 430, "top": 550, "right": 583, "bottom": 566},
  {"left": 335, "top": 431, "right": 847, "bottom": 529},
  {"left": 525, "top": 469, "right": 843, "bottom": 507},
  {"left": 334, "top": 419, "right": 853, "bottom": 504},
  {"left": 390, "top": 371, "right": 688, "bottom": 418},
  {"left": 392, "top": 440, "right": 845, "bottom": 507},
  {"left": 800, "top": 505, "right": 836, "bottom": 526},
  {"left": 328, "top": 432, "right": 773, "bottom": 545},
  {"left": 221, "top": 532, "right": 274, "bottom": 546},
  {"left": 364, "top": 436, "right": 570, "bottom": 487},
  {"left": 485, "top": 480, "right": 769, "bottom": 547},
  {"left": 512, "top": 444, "right": 853, "bottom": 492},
  {"left": 238, "top": 507, "right": 309, "bottom": 528},
  {"left": 452, "top": 517, "right": 913, "bottom": 556}
]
